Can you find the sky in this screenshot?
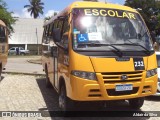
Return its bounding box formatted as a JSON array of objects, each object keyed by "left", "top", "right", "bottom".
[{"left": 5, "top": 0, "right": 125, "bottom": 18}]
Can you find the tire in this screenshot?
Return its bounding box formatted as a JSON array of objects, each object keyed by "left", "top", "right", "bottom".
[
  {"left": 128, "top": 97, "right": 144, "bottom": 109},
  {"left": 45, "top": 65, "right": 52, "bottom": 88},
  {"left": 59, "top": 84, "right": 74, "bottom": 111}
]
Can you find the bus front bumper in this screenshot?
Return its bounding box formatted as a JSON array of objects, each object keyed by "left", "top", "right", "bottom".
[{"left": 68, "top": 74, "right": 157, "bottom": 101}]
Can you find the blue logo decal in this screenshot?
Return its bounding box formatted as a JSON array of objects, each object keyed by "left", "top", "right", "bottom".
[{"left": 77, "top": 34, "right": 88, "bottom": 42}]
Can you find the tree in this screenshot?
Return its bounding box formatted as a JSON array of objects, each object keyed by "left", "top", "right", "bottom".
[
  {"left": 0, "top": 0, "right": 16, "bottom": 33},
  {"left": 24, "top": 0, "right": 44, "bottom": 19},
  {"left": 44, "top": 12, "right": 58, "bottom": 21},
  {"left": 125, "top": 0, "right": 160, "bottom": 31}
]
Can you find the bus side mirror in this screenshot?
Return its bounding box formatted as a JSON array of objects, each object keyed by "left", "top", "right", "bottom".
[{"left": 52, "top": 28, "right": 61, "bottom": 42}]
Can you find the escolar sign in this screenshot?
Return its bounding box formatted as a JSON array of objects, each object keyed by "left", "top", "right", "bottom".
[{"left": 84, "top": 9, "right": 136, "bottom": 19}]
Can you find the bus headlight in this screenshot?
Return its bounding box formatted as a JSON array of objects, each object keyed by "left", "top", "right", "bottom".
[
  {"left": 71, "top": 70, "right": 97, "bottom": 80},
  {"left": 146, "top": 69, "right": 157, "bottom": 78}
]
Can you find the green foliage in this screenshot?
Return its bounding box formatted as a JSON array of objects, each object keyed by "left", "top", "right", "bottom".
[
  {"left": 44, "top": 12, "right": 58, "bottom": 21},
  {"left": 0, "top": 0, "right": 16, "bottom": 33},
  {"left": 125, "top": 0, "right": 160, "bottom": 31},
  {"left": 24, "top": 0, "right": 44, "bottom": 19}
]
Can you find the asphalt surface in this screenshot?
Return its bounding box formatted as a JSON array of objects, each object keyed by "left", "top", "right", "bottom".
[{"left": 3, "top": 56, "right": 45, "bottom": 75}]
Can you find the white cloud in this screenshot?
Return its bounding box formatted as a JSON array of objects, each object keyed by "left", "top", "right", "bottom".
[
  {"left": 22, "top": 8, "right": 32, "bottom": 18},
  {"left": 12, "top": 8, "right": 32, "bottom": 18},
  {"left": 45, "top": 10, "right": 59, "bottom": 17},
  {"left": 12, "top": 13, "right": 20, "bottom": 18},
  {"left": 12, "top": 8, "right": 59, "bottom": 19}
]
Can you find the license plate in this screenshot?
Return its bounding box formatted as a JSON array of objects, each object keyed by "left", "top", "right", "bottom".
[{"left": 116, "top": 84, "right": 133, "bottom": 91}]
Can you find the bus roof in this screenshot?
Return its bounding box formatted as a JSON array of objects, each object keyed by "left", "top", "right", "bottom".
[
  {"left": 70, "top": 1, "right": 137, "bottom": 12},
  {"left": 44, "top": 1, "right": 138, "bottom": 26},
  {"left": 0, "top": 20, "right": 6, "bottom": 26}
]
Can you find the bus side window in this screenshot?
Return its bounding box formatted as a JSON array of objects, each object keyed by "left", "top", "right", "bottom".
[
  {"left": 44, "top": 26, "right": 50, "bottom": 44},
  {"left": 48, "top": 23, "right": 54, "bottom": 37},
  {"left": 61, "top": 33, "right": 69, "bottom": 50},
  {"left": 53, "top": 20, "right": 59, "bottom": 29},
  {"left": 63, "top": 18, "right": 69, "bottom": 34},
  {"left": 0, "top": 26, "right": 6, "bottom": 43},
  {"left": 42, "top": 27, "right": 46, "bottom": 43},
  {"left": 60, "top": 18, "right": 69, "bottom": 50},
  {"left": 57, "top": 20, "right": 63, "bottom": 36}
]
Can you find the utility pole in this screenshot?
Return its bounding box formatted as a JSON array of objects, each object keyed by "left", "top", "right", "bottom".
[{"left": 36, "top": 28, "right": 39, "bottom": 55}]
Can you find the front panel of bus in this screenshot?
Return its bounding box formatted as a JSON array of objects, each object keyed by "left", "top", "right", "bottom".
[{"left": 66, "top": 8, "right": 158, "bottom": 101}]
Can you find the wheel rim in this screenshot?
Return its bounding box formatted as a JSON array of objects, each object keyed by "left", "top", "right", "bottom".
[{"left": 59, "top": 87, "right": 66, "bottom": 110}]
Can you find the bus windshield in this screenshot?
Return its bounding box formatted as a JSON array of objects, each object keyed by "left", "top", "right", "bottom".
[
  {"left": 72, "top": 8, "right": 153, "bottom": 52},
  {"left": 0, "top": 26, "right": 6, "bottom": 43}
]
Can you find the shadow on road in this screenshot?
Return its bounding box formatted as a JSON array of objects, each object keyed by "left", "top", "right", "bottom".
[
  {"left": 145, "top": 96, "right": 160, "bottom": 101},
  {"left": 0, "top": 76, "right": 5, "bottom": 82},
  {"left": 36, "top": 77, "right": 150, "bottom": 120}
]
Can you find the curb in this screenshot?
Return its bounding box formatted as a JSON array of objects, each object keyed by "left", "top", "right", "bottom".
[{"left": 2, "top": 71, "right": 45, "bottom": 76}]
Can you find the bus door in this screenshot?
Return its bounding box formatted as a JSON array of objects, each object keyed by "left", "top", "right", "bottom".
[
  {"left": 0, "top": 25, "right": 7, "bottom": 55},
  {"left": 51, "top": 46, "right": 58, "bottom": 89},
  {"left": 51, "top": 32, "right": 69, "bottom": 89}
]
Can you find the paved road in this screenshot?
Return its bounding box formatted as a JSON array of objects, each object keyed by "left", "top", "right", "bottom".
[
  {"left": 0, "top": 74, "right": 160, "bottom": 120},
  {"left": 3, "top": 56, "right": 45, "bottom": 75}
]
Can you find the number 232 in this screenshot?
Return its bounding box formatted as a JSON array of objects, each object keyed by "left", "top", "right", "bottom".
[{"left": 134, "top": 61, "right": 144, "bottom": 67}]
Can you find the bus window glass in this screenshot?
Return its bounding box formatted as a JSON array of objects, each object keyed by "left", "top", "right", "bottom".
[
  {"left": 63, "top": 19, "right": 69, "bottom": 33},
  {"left": 72, "top": 8, "right": 153, "bottom": 52},
  {"left": 0, "top": 26, "right": 6, "bottom": 43},
  {"left": 156, "top": 55, "right": 160, "bottom": 67}
]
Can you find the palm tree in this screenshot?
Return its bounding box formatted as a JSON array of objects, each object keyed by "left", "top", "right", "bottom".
[{"left": 24, "top": 0, "right": 44, "bottom": 19}]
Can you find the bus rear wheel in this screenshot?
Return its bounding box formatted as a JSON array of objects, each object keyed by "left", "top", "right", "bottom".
[
  {"left": 128, "top": 97, "right": 144, "bottom": 109},
  {"left": 59, "top": 85, "right": 74, "bottom": 111}
]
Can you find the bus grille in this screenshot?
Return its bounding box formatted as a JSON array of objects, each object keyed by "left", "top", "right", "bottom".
[
  {"left": 101, "top": 71, "right": 143, "bottom": 83},
  {"left": 107, "top": 87, "right": 139, "bottom": 96}
]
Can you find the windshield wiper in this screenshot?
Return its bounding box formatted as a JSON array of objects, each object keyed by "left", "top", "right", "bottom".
[
  {"left": 77, "top": 43, "right": 123, "bottom": 57},
  {"left": 124, "top": 39, "right": 151, "bottom": 55}
]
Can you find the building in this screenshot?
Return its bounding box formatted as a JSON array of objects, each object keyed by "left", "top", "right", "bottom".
[{"left": 9, "top": 18, "right": 44, "bottom": 55}]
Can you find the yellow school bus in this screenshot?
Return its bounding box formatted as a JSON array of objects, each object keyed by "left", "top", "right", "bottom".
[
  {"left": 42, "top": 1, "right": 157, "bottom": 111},
  {"left": 0, "top": 20, "right": 8, "bottom": 80}
]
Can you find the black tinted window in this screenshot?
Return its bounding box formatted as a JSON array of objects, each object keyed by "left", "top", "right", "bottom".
[
  {"left": 156, "top": 54, "right": 160, "bottom": 67},
  {"left": 0, "top": 26, "right": 6, "bottom": 43}
]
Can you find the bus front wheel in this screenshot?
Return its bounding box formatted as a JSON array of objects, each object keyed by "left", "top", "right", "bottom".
[
  {"left": 128, "top": 97, "right": 144, "bottom": 109},
  {"left": 59, "top": 85, "right": 74, "bottom": 111}
]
